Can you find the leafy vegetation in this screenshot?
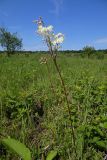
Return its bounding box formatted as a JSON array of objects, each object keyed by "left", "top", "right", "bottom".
[
  {"left": 83, "top": 46, "right": 95, "bottom": 58},
  {"left": 0, "top": 27, "right": 22, "bottom": 56},
  {"left": 0, "top": 53, "right": 107, "bottom": 159},
  {"left": 1, "top": 137, "right": 57, "bottom": 160},
  {"left": 1, "top": 138, "right": 31, "bottom": 160}
]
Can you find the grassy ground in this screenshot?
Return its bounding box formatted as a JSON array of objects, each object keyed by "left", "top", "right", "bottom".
[{"left": 0, "top": 53, "right": 107, "bottom": 159}]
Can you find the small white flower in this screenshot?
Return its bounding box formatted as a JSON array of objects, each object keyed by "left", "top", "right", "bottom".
[
  {"left": 52, "top": 33, "right": 64, "bottom": 45},
  {"left": 37, "top": 25, "right": 53, "bottom": 36},
  {"left": 47, "top": 25, "right": 53, "bottom": 32},
  {"left": 55, "top": 33, "right": 64, "bottom": 38}
]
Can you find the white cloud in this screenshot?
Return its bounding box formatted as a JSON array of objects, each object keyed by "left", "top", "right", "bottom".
[
  {"left": 50, "top": 0, "right": 63, "bottom": 16},
  {"left": 95, "top": 38, "right": 107, "bottom": 44}
]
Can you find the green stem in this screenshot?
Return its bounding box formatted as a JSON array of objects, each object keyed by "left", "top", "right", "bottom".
[
  {"left": 53, "top": 58, "right": 76, "bottom": 148},
  {"left": 46, "top": 36, "right": 77, "bottom": 158},
  {"left": 45, "top": 61, "right": 56, "bottom": 98}
]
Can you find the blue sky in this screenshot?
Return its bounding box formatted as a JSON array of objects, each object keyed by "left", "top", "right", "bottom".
[{"left": 0, "top": 0, "right": 107, "bottom": 50}]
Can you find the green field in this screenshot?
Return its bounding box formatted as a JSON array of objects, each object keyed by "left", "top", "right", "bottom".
[{"left": 0, "top": 53, "right": 107, "bottom": 160}]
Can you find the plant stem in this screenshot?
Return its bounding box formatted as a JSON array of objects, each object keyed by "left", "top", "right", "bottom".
[
  {"left": 53, "top": 57, "right": 76, "bottom": 146},
  {"left": 45, "top": 61, "right": 56, "bottom": 98},
  {"left": 46, "top": 36, "right": 77, "bottom": 158}
]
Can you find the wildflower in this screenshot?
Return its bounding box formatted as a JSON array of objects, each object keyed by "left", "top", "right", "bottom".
[
  {"left": 39, "top": 57, "right": 47, "bottom": 64},
  {"left": 37, "top": 25, "right": 53, "bottom": 36},
  {"left": 47, "top": 25, "right": 53, "bottom": 32},
  {"left": 33, "top": 17, "right": 64, "bottom": 52},
  {"left": 33, "top": 17, "right": 44, "bottom": 27},
  {"left": 52, "top": 33, "right": 64, "bottom": 45}
]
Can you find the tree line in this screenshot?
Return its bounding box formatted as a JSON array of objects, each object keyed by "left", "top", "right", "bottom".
[{"left": 0, "top": 27, "right": 107, "bottom": 57}]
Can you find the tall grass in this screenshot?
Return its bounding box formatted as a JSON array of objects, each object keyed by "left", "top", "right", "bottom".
[{"left": 0, "top": 53, "right": 107, "bottom": 159}]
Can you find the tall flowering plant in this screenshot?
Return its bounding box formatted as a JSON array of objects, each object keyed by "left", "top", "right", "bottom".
[
  {"left": 33, "top": 17, "right": 77, "bottom": 157},
  {"left": 33, "top": 17, "right": 64, "bottom": 58}
]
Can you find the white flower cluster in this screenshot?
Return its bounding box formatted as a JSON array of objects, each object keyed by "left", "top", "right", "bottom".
[
  {"left": 52, "top": 33, "right": 64, "bottom": 45},
  {"left": 33, "top": 17, "right": 64, "bottom": 50},
  {"left": 37, "top": 25, "right": 53, "bottom": 36},
  {"left": 37, "top": 25, "right": 64, "bottom": 49}
]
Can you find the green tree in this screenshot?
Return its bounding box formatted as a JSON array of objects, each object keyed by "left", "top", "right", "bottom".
[
  {"left": 83, "top": 46, "right": 95, "bottom": 58},
  {"left": 0, "top": 27, "right": 22, "bottom": 56}
]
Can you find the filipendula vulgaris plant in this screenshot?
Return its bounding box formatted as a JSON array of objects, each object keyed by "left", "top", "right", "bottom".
[{"left": 33, "top": 17, "right": 77, "bottom": 158}]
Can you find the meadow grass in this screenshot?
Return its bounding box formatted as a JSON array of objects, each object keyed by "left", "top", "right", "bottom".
[{"left": 0, "top": 53, "right": 107, "bottom": 159}]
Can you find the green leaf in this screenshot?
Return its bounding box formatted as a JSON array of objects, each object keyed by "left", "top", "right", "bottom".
[
  {"left": 46, "top": 150, "right": 57, "bottom": 160},
  {"left": 96, "top": 141, "right": 107, "bottom": 150},
  {"left": 91, "top": 137, "right": 100, "bottom": 143},
  {"left": 100, "top": 122, "right": 107, "bottom": 129},
  {"left": 2, "top": 138, "right": 31, "bottom": 160}
]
